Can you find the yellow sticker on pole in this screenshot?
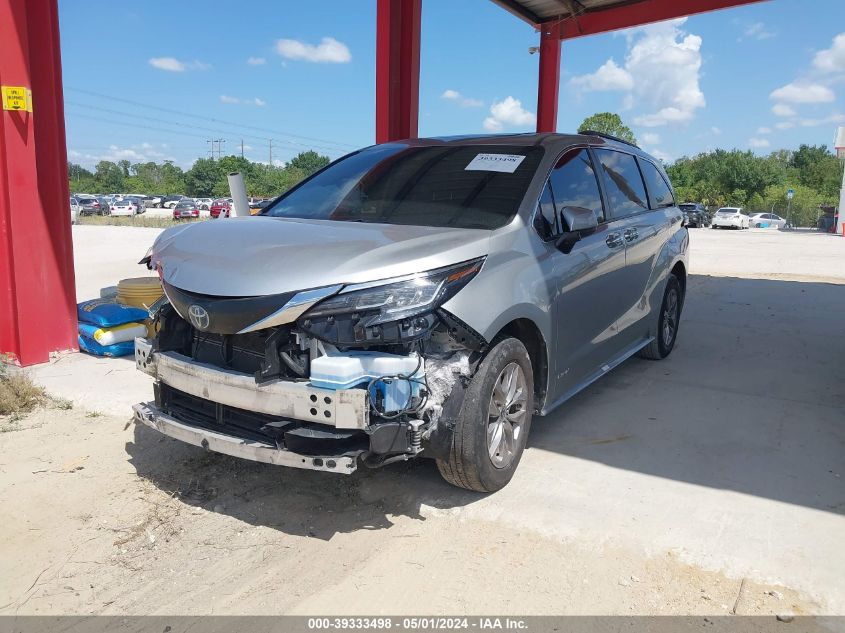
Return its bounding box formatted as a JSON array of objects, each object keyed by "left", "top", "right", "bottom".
[{"left": 1, "top": 85, "right": 30, "bottom": 112}]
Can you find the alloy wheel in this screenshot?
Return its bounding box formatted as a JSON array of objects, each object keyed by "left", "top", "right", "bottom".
[{"left": 487, "top": 362, "right": 528, "bottom": 469}]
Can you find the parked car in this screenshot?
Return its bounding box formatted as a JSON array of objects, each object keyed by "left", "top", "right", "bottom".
[
  {"left": 172, "top": 200, "right": 200, "bottom": 220},
  {"left": 76, "top": 195, "right": 106, "bottom": 216},
  {"left": 109, "top": 198, "right": 140, "bottom": 217},
  {"left": 135, "top": 132, "right": 688, "bottom": 492},
  {"left": 69, "top": 196, "right": 80, "bottom": 224},
  {"left": 163, "top": 195, "right": 184, "bottom": 209},
  {"left": 679, "top": 202, "right": 709, "bottom": 228},
  {"left": 124, "top": 196, "right": 147, "bottom": 214},
  {"left": 711, "top": 207, "right": 749, "bottom": 229},
  {"left": 194, "top": 197, "right": 213, "bottom": 211},
  {"left": 248, "top": 198, "right": 270, "bottom": 215},
  {"left": 209, "top": 198, "right": 233, "bottom": 218},
  {"left": 748, "top": 212, "right": 786, "bottom": 229}
]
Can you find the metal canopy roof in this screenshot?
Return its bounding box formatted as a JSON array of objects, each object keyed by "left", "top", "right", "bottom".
[{"left": 491, "top": 0, "right": 769, "bottom": 39}]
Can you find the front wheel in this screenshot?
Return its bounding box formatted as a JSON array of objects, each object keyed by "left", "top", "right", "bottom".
[
  {"left": 638, "top": 273, "right": 682, "bottom": 360},
  {"left": 436, "top": 338, "right": 534, "bottom": 493}
]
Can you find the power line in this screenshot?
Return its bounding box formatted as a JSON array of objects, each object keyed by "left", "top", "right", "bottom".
[
  {"left": 65, "top": 86, "right": 360, "bottom": 151},
  {"left": 64, "top": 100, "right": 346, "bottom": 154},
  {"left": 64, "top": 111, "right": 304, "bottom": 159}
]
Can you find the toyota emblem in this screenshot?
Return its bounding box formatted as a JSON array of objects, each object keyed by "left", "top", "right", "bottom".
[{"left": 188, "top": 304, "right": 210, "bottom": 330}]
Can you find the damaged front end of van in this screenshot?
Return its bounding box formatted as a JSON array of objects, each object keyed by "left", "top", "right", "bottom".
[{"left": 133, "top": 218, "right": 492, "bottom": 475}]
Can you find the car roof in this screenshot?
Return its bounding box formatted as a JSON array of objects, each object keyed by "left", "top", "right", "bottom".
[{"left": 392, "top": 132, "right": 654, "bottom": 159}]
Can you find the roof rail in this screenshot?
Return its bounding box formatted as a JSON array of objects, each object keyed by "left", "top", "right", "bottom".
[{"left": 578, "top": 130, "right": 640, "bottom": 149}]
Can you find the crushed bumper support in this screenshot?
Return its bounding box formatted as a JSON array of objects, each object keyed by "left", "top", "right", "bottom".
[{"left": 133, "top": 402, "right": 358, "bottom": 473}]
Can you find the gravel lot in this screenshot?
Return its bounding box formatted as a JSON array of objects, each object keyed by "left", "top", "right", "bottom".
[{"left": 4, "top": 225, "right": 844, "bottom": 616}]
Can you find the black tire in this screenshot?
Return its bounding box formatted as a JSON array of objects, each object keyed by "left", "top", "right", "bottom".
[
  {"left": 436, "top": 337, "right": 534, "bottom": 493},
  {"left": 639, "top": 274, "right": 683, "bottom": 360}
]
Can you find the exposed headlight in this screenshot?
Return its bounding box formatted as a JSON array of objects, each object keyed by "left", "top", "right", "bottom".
[{"left": 303, "top": 257, "right": 486, "bottom": 326}]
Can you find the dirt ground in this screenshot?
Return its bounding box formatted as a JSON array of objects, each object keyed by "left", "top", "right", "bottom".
[{"left": 0, "top": 406, "right": 818, "bottom": 616}]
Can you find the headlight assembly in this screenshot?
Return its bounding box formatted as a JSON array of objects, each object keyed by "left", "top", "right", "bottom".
[{"left": 299, "top": 257, "right": 486, "bottom": 345}]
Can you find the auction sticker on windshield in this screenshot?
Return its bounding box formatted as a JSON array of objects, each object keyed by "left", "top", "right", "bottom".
[{"left": 464, "top": 153, "right": 526, "bottom": 173}]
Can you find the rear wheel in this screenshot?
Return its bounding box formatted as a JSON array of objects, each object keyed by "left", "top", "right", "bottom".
[
  {"left": 436, "top": 338, "right": 534, "bottom": 493},
  {"left": 638, "top": 274, "right": 682, "bottom": 360}
]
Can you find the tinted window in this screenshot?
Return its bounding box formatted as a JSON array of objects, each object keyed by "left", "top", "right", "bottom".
[
  {"left": 638, "top": 158, "right": 675, "bottom": 209},
  {"left": 263, "top": 144, "right": 544, "bottom": 230},
  {"left": 594, "top": 149, "right": 648, "bottom": 219},
  {"left": 548, "top": 148, "right": 605, "bottom": 225},
  {"left": 533, "top": 181, "right": 557, "bottom": 239}
]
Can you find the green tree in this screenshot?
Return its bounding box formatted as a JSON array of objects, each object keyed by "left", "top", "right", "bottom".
[
  {"left": 94, "top": 161, "right": 125, "bottom": 192},
  {"left": 577, "top": 112, "right": 637, "bottom": 145},
  {"left": 184, "top": 158, "right": 223, "bottom": 197},
  {"left": 287, "top": 150, "right": 330, "bottom": 175}
]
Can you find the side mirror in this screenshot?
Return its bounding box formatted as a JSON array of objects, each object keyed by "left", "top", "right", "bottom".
[
  {"left": 561, "top": 206, "right": 598, "bottom": 233},
  {"left": 555, "top": 206, "right": 598, "bottom": 254}
]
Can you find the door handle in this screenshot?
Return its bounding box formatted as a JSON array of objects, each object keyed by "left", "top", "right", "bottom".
[
  {"left": 605, "top": 233, "right": 623, "bottom": 248},
  {"left": 624, "top": 228, "right": 639, "bottom": 242}
]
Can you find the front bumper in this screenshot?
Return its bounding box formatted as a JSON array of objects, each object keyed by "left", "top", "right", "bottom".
[
  {"left": 135, "top": 338, "right": 369, "bottom": 429},
  {"left": 132, "top": 402, "right": 358, "bottom": 473},
  {"left": 133, "top": 338, "right": 418, "bottom": 473}
]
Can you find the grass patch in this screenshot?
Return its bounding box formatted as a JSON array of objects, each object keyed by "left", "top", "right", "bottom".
[
  {"left": 85, "top": 411, "right": 103, "bottom": 418},
  {"left": 78, "top": 215, "right": 208, "bottom": 229},
  {"left": 0, "top": 371, "right": 47, "bottom": 417},
  {"left": 53, "top": 397, "right": 73, "bottom": 410}
]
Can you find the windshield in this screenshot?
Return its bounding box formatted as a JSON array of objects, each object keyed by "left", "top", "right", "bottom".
[
  {"left": 717, "top": 208, "right": 738, "bottom": 214},
  {"left": 679, "top": 204, "right": 697, "bottom": 211},
  {"left": 262, "top": 144, "right": 544, "bottom": 229}
]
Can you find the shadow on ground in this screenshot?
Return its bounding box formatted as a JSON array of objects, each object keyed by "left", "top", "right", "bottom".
[{"left": 127, "top": 274, "right": 845, "bottom": 536}]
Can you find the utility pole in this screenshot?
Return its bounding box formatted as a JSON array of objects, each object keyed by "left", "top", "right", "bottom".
[
  {"left": 217, "top": 139, "right": 226, "bottom": 159},
  {"left": 269, "top": 139, "right": 273, "bottom": 166},
  {"left": 240, "top": 139, "right": 244, "bottom": 159},
  {"left": 207, "top": 139, "right": 214, "bottom": 158}
]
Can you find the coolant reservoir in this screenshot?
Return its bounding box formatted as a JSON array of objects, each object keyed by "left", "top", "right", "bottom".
[{"left": 310, "top": 352, "right": 425, "bottom": 413}]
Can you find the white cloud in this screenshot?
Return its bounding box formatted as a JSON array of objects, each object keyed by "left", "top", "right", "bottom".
[
  {"left": 253, "top": 97, "right": 267, "bottom": 107},
  {"left": 772, "top": 103, "right": 796, "bottom": 117},
  {"left": 149, "top": 57, "right": 210, "bottom": 72},
  {"left": 799, "top": 113, "right": 845, "bottom": 127},
  {"left": 649, "top": 148, "right": 671, "bottom": 163},
  {"left": 710, "top": 126, "right": 722, "bottom": 135},
  {"left": 749, "top": 137, "right": 770, "bottom": 149},
  {"left": 220, "top": 95, "right": 240, "bottom": 104},
  {"left": 68, "top": 143, "right": 174, "bottom": 168},
  {"left": 775, "top": 121, "right": 795, "bottom": 130},
  {"left": 757, "top": 126, "right": 772, "bottom": 134},
  {"left": 742, "top": 22, "right": 776, "bottom": 40},
  {"left": 769, "top": 82, "right": 835, "bottom": 104},
  {"left": 441, "top": 89, "right": 483, "bottom": 108},
  {"left": 482, "top": 96, "right": 535, "bottom": 132},
  {"left": 569, "top": 59, "right": 634, "bottom": 91},
  {"left": 635, "top": 107, "right": 695, "bottom": 127},
  {"left": 275, "top": 37, "right": 351, "bottom": 63},
  {"left": 640, "top": 132, "right": 661, "bottom": 145},
  {"left": 813, "top": 33, "right": 845, "bottom": 73},
  {"left": 247, "top": 56, "right": 266, "bottom": 66},
  {"left": 568, "top": 20, "right": 705, "bottom": 128}
]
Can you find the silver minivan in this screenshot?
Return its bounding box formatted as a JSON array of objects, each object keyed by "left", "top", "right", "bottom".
[{"left": 135, "top": 132, "right": 688, "bottom": 492}]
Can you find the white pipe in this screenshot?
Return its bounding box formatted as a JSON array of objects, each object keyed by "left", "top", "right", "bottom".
[{"left": 227, "top": 172, "right": 249, "bottom": 218}]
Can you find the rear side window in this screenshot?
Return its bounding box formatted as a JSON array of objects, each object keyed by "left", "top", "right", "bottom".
[
  {"left": 548, "top": 148, "right": 605, "bottom": 226},
  {"left": 638, "top": 158, "right": 675, "bottom": 209},
  {"left": 594, "top": 149, "right": 648, "bottom": 219}
]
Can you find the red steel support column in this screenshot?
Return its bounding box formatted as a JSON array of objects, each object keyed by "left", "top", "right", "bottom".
[
  {"left": 375, "top": 0, "right": 421, "bottom": 143},
  {"left": 536, "top": 21, "right": 561, "bottom": 133},
  {"left": 0, "top": 0, "right": 77, "bottom": 366}
]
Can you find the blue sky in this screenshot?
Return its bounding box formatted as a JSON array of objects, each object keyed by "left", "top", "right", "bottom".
[{"left": 59, "top": 0, "right": 845, "bottom": 169}]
